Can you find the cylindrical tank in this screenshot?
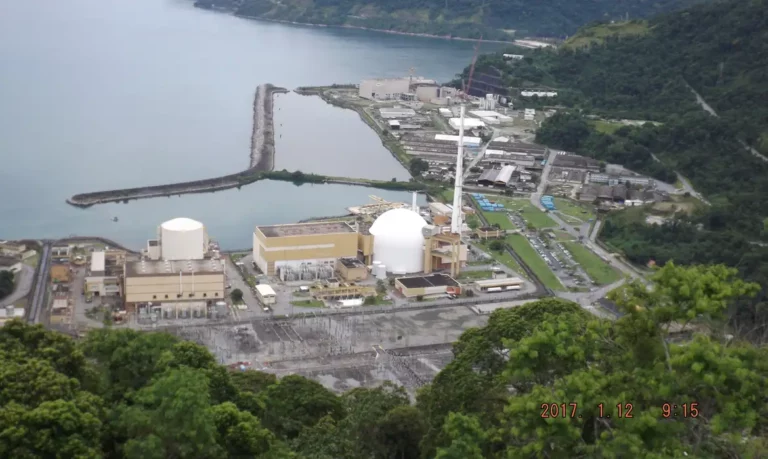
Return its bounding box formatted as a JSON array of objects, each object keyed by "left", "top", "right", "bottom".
[
  {"left": 160, "top": 218, "right": 206, "bottom": 260},
  {"left": 370, "top": 208, "right": 427, "bottom": 274},
  {"left": 376, "top": 265, "right": 387, "bottom": 280}
]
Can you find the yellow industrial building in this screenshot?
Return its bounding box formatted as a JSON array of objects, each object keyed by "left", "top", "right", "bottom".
[
  {"left": 253, "top": 221, "right": 369, "bottom": 277},
  {"left": 123, "top": 259, "right": 225, "bottom": 314}
]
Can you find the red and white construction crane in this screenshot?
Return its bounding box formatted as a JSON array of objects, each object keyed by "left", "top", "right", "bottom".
[{"left": 450, "top": 36, "right": 483, "bottom": 234}]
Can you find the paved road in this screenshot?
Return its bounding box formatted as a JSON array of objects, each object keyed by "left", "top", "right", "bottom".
[
  {"left": 0, "top": 264, "right": 34, "bottom": 308},
  {"left": 529, "top": 150, "right": 641, "bottom": 284},
  {"left": 28, "top": 243, "right": 52, "bottom": 324},
  {"left": 675, "top": 173, "right": 711, "bottom": 206},
  {"left": 589, "top": 220, "right": 602, "bottom": 242}
]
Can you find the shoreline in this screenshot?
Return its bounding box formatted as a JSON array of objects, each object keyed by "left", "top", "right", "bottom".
[{"left": 232, "top": 13, "right": 518, "bottom": 44}]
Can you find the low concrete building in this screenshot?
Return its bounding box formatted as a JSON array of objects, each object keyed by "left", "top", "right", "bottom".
[
  {"left": 336, "top": 258, "right": 368, "bottom": 282},
  {"left": 0, "top": 242, "right": 26, "bottom": 257},
  {"left": 0, "top": 256, "right": 22, "bottom": 274},
  {"left": 51, "top": 245, "right": 71, "bottom": 262},
  {"left": 123, "top": 259, "right": 225, "bottom": 313},
  {"left": 85, "top": 276, "right": 121, "bottom": 297},
  {"left": 255, "top": 284, "right": 277, "bottom": 306},
  {"left": 0, "top": 305, "right": 25, "bottom": 327},
  {"left": 474, "top": 277, "right": 524, "bottom": 291},
  {"left": 394, "top": 273, "right": 461, "bottom": 298},
  {"left": 379, "top": 107, "right": 416, "bottom": 119}
]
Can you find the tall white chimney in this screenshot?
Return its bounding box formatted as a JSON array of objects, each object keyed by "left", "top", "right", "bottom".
[
  {"left": 450, "top": 105, "right": 466, "bottom": 234},
  {"left": 412, "top": 192, "right": 418, "bottom": 213}
]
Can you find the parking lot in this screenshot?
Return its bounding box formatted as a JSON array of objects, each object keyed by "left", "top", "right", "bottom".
[{"left": 526, "top": 234, "right": 592, "bottom": 290}]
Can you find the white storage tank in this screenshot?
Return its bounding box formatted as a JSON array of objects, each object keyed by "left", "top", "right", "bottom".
[
  {"left": 160, "top": 218, "right": 207, "bottom": 261},
  {"left": 370, "top": 208, "right": 427, "bottom": 274},
  {"left": 376, "top": 264, "right": 387, "bottom": 280}
]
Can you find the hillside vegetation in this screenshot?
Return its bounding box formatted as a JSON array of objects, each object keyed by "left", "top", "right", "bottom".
[
  {"left": 2, "top": 264, "right": 768, "bottom": 458},
  {"left": 453, "top": 0, "right": 768, "bottom": 337},
  {"left": 193, "top": 0, "right": 704, "bottom": 39}
]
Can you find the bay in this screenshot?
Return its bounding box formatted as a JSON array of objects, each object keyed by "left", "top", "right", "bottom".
[{"left": 0, "top": 0, "right": 494, "bottom": 249}]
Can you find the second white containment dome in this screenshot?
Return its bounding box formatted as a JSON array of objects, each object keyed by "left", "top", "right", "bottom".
[
  {"left": 370, "top": 208, "right": 427, "bottom": 274},
  {"left": 160, "top": 217, "right": 207, "bottom": 261}
]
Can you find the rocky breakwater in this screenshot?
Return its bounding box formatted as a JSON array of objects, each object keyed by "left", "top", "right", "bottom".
[{"left": 66, "top": 84, "right": 288, "bottom": 208}]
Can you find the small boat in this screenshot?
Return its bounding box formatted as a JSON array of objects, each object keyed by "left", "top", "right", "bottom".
[{"left": 112, "top": 217, "right": 119, "bottom": 222}]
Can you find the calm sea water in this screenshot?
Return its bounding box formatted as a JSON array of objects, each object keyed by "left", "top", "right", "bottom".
[{"left": 0, "top": 0, "right": 494, "bottom": 249}]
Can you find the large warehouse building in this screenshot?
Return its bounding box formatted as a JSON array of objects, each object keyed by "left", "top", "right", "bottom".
[
  {"left": 123, "top": 259, "right": 224, "bottom": 315},
  {"left": 253, "top": 222, "right": 361, "bottom": 278}
]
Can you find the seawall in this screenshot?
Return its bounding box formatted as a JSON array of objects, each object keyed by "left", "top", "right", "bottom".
[{"left": 66, "top": 84, "right": 287, "bottom": 208}]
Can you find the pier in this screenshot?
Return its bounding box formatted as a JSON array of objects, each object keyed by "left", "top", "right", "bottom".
[{"left": 66, "top": 84, "right": 288, "bottom": 208}]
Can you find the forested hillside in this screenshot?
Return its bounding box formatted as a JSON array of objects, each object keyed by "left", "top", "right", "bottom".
[
  {"left": 192, "top": 0, "right": 703, "bottom": 39},
  {"left": 452, "top": 0, "right": 768, "bottom": 338},
  {"left": 2, "top": 264, "right": 767, "bottom": 458}
]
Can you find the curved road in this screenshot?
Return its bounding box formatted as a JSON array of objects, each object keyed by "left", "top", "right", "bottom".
[{"left": 0, "top": 265, "right": 34, "bottom": 308}]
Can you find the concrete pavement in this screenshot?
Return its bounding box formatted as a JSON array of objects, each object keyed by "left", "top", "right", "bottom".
[{"left": 0, "top": 264, "right": 34, "bottom": 308}]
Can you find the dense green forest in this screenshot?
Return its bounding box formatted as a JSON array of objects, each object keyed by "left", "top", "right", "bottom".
[
  {"left": 192, "top": 0, "right": 703, "bottom": 39},
  {"left": 2, "top": 264, "right": 767, "bottom": 458}
]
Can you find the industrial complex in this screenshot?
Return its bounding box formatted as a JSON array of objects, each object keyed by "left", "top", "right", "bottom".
[{"left": 5, "top": 69, "right": 686, "bottom": 396}]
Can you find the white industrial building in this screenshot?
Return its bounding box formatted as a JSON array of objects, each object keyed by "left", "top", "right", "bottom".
[
  {"left": 449, "top": 117, "right": 486, "bottom": 130},
  {"left": 146, "top": 218, "right": 209, "bottom": 261},
  {"left": 379, "top": 107, "right": 416, "bottom": 119},
  {"left": 503, "top": 54, "right": 525, "bottom": 60},
  {"left": 469, "top": 110, "right": 513, "bottom": 126},
  {"left": 523, "top": 108, "right": 536, "bottom": 121},
  {"left": 439, "top": 108, "right": 453, "bottom": 118},
  {"left": 434, "top": 134, "right": 482, "bottom": 146},
  {"left": 255, "top": 284, "right": 276, "bottom": 305},
  {"left": 521, "top": 91, "right": 558, "bottom": 97},
  {"left": 369, "top": 208, "right": 428, "bottom": 274}
]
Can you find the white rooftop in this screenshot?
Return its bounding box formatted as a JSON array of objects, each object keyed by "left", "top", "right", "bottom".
[
  {"left": 435, "top": 134, "right": 482, "bottom": 145},
  {"left": 469, "top": 110, "right": 512, "bottom": 120},
  {"left": 449, "top": 117, "right": 486, "bottom": 129},
  {"left": 161, "top": 217, "right": 204, "bottom": 232},
  {"left": 255, "top": 284, "right": 276, "bottom": 297},
  {"left": 91, "top": 251, "right": 105, "bottom": 272}
]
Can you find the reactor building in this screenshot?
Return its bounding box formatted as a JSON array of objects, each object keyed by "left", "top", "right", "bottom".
[
  {"left": 126, "top": 217, "right": 223, "bottom": 317},
  {"left": 144, "top": 217, "right": 209, "bottom": 261}
]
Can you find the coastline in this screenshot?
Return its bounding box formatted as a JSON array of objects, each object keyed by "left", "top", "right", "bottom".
[{"left": 226, "top": 10, "right": 518, "bottom": 44}]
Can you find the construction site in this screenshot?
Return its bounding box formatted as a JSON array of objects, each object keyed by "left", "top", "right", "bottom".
[{"left": 168, "top": 304, "right": 487, "bottom": 395}]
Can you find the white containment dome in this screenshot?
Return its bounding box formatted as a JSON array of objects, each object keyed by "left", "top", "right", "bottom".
[
  {"left": 370, "top": 208, "right": 427, "bottom": 274},
  {"left": 160, "top": 217, "right": 207, "bottom": 261}
]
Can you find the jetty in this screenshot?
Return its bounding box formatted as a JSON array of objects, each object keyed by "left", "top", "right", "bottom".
[{"left": 66, "top": 84, "right": 288, "bottom": 208}]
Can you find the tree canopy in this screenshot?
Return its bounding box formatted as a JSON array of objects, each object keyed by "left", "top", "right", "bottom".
[
  {"left": 193, "top": 0, "right": 702, "bottom": 39},
  {"left": 2, "top": 264, "right": 766, "bottom": 458}
]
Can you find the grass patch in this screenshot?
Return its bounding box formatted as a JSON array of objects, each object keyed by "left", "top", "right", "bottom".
[
  {"left": 440, "top": 188, "right": 454, "bottom": 203},
  {"left": 291, "top": 299, "right": 324, "bottom": 308},
  {"left": 563, "top": 20, "right": 649, "bottom": 50},
  {"left": 553, "top": 198, "right": 595, "bottom": 222},
  {"left": 23, "top": 253, "right": 40, "bottom": 269},
  {"left": 563, "top": 242, "right": 622, "bottom": 285},
  {"left": 474, "top": 196, "right": 557, "bottom": 229},
  {"left": 366, "top": 295, "right": 393, "bottom": 306},
  {"left": 457, "top": 270, "right": 495, "bottom": 280},
  {"left": 591, "top": 120, "right": 623, "bottom": 134},
  {"left": 506, "top": 234, "right": 564, "bottom": 291},
  {"left": 482, "top": 211, "right": 516, "bottom": 230},
  {"left": 479, "top": 242, "right": 527, "bottom": 279}
]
